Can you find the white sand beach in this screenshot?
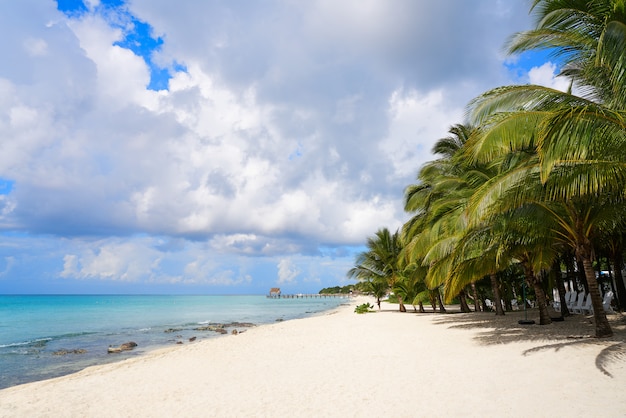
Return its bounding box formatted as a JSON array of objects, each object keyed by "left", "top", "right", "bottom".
[{"left": 1, "top": 296, "right": 625, "bottom": 417}]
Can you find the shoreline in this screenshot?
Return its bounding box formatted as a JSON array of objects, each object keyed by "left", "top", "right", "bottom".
[
  {"left": 1, "top": 296, "right": 626, "bottom": 416},
  {"left": 0, "top": 294, "right": 350, "bottom": 390}
]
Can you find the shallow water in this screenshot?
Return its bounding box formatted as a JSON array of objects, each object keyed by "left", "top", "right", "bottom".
[{"left": 0, "top": 295, "right": 348, "bottom": 389}]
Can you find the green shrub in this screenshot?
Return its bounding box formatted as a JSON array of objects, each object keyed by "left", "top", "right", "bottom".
[{"left": 354, "top": 303, "right": 374, "bottom": 314}]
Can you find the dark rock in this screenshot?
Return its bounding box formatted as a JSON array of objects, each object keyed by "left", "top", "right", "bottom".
[
  {"left": 53, "top": 349, "right": 87, "bottom": 356},
  {"left": 120, "top": 342, "right": 138, "bottom": 350},
  {"left": 189, "top": 336, "right": 196, "bottom": 342},
  {"left": 226, "top": 322, "right": 255, "bottom": 328},
  {"left": 194, "top": 324, "right": 228, "bottom": 334},
  {"left": 164, "top": 328, "right": 183, "bottom": 333},
  {"left": 231, "top": 329, "right": 238, "bottom": 335},
  {"left": 108, "top": 341, "right": 138, "bottom": 354}
]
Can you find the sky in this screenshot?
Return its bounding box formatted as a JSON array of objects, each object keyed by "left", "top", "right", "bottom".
[{"left": 0, "top": 0, "right": 569, "bottom": 294}]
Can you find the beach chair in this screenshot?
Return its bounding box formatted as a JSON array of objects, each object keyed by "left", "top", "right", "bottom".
[
  {"left": 579, "top": 293, "right": 593, "bottom": 315},
  {"left": 552, "top": 293, "right": 561, "bottom": 311},
  {"left": 567, "top": 291, "right": 578, "bottom": 311},
  {"left": 485, "top": 299, "right": 494, "bottom": 311},
  {"left": 571, "top": 292, "right": 585, "bottom": 314},
  {"left": 602, "top": 291, "right": 615, "bottom": 313},
  {"left": 562, "top": 291, "right": 570, "bottom": 309}
]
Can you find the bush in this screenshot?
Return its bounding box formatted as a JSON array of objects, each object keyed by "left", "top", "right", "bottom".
[{"left": 354, "top": 303, "right": 374, "bottom": 314}]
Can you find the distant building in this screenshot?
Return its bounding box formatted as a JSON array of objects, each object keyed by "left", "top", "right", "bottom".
[{"left": 269, "top": 288, "right": 281, "bottom": 297}]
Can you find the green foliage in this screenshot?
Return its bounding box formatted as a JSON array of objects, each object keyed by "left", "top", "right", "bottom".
[
  {"left": 348, "top": 0, "right": 625, "bottom": 335},
  {"left": 386, "top": 293, "right": 399, "bottom": 303},
  {"left": 319, "top": 285, "right": 357, "bottom": 294},
  {"left": 354, "top": 303, "right": 374, "bottom": 314}
]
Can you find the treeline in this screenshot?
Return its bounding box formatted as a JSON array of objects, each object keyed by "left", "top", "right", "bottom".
[
  {"left": 319, "top": 283, "right": 367, "bottom": 294},
  {"left": 347, "top": 0, "right": 626, "bottom": 338}
]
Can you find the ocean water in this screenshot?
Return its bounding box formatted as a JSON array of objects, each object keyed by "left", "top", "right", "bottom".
[{"left": 0, "top": 295, "right": 349, "bottom": 389}]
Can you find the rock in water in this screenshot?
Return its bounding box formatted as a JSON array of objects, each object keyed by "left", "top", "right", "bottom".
[{"left": 108, "top": 341, "right": 138, "bottom": 354}]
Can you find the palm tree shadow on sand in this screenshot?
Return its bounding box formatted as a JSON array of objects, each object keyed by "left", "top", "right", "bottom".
[{"left": 431, "top": 310, "right": 626, "bottom": 377}]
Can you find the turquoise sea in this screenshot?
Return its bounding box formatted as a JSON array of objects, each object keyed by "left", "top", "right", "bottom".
[{"left": 0, "top": 295, "right": 349, "bottom": 389}]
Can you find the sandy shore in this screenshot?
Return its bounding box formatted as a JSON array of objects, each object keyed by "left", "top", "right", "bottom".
[{"left": 1, "top": 296, "right": 625, "bottom": 417}]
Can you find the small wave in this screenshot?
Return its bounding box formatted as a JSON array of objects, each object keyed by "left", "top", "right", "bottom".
[
  {"left": 138, "top": 328, "right": 151, "bottom": 332},
  {"left": 1, "top": 331, "right": 97, "bottom": 350},
  {"left": 197, "top": 320, "right": 211, "bottom": 325},
  {"left": 55, "top": 331, "right": 97, "bottom": 339},
  {"left": 0, "top": 338, "right": 52, "bottom": 349}
]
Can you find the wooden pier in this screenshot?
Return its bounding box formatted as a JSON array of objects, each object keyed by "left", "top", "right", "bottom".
[{"left": 266, "top": 293, "right": 351, "bottom": 299}]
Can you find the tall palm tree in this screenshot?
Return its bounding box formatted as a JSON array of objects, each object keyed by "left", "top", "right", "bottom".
[
  {"left": 466, "top": 96, "right": 623, "bottom": 336},
  {"left": 404, "top": 124, "right": 511, "bottom": 315},
  {"left": 458, "top": 0, "right": 626, "bottom": 338}
]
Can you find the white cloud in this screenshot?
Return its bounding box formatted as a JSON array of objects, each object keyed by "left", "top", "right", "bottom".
[
  {"left": 23, "top": 38, "right": 48, "bottom": 56},
  {"left": 0, "top": 256, "right": 15, "bottom": 277},
  {"left": 68, "top": 15, "right": 155, "bottom": 105},
  {"left": 528, "top": 62, "right": 571, "bottom": 92},
  {"left": 277, "top": 259, "right": 299, "bottom": 284},
  {"left": 60, "top": 240, "right": 161, "bottom": 281},
  {"left": 0, "top": 0, "right": 540, "bottom": 291},
  {"left": 381, "top": 88, "right": 464, "bottom": 180}
]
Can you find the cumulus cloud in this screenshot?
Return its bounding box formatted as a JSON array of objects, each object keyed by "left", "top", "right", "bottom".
[
  {"left": 528, "top": 62, "right": 572, "bottom": 92},
  {"left": 0, "top": 0, "right": 538, "bottom": 291},
  {"left": 277, "top": 259, "right": 300, "bottom": 284},
  {"left": 60, "top": 239, "right": 162, "bottom": 281},
  {"left": 0, "top": 256, "right": 15, "bottom": 277}
]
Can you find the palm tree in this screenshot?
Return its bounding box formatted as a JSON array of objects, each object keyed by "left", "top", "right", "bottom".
[
  {"left": 508, "top": 0, "right": 626, "bottom": 106},
  {"left": 347, "top": 228, "right": 407, "bottom": 312},
  {"left": 404, "top": 124, "right": 511, "bottom": 315},
  {"left": 363, "top": 278, "right": 388, "bottom": 310},
  {"left": 463, "top": 0, "right": 626, "bottom": 337}
]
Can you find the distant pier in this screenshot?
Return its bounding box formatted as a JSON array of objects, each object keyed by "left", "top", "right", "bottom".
[{"left": 266, "top": 293, "right": 351, "bottom": 299}]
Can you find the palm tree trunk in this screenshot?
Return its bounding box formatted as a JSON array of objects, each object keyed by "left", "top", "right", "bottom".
[
  {"left": 418, "top": 301, "right": 425, "bottom": 313},
  {"left": 471, "top": 282, "right": 481, "bottom": 312},
  {"left": 522, "top": 263, "right": 551, "bottom": 325},
  {"left": 563, "top": 251, "right": 577, "bottom": 294},
  {"left": 556, "top": 272, "right": 571, "bottom": 317},
  {"left": 576, "top": 259, "right": 589, "bottom": 294},
  {"left": 459, "top": 289, "right": 471, "bottom": 313},
  {"left": 437, "top": 291, "right": 447, "bottom": 313},
  {"left": 504, "top": 283, "right": 513, "bottom": 311},
  {"left": 490, "top": 273, "right": 505, "bottom": 316},
  {"left": 579, "top": 254, "right": 613, "bottom": 337},
  {"left": 552, "top": 258, "right": 570, "bottom": 317},
  {"left": 398, "top": 295, "right": 406, "bottom": 312}
]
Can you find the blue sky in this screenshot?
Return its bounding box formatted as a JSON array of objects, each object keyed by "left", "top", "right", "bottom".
[{"left": 0, "top": 0, "right": 568, "bottom": 294}]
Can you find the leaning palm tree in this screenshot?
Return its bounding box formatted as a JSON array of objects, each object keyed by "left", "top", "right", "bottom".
[
  {"left": 465, "top": 99, "right": 622, "bottom": 336},
  {"left": 462, "top": 0, "right": 626, "bottom": 338},
  {"left": 404, "top": 123, "right": 510, "bottom": 315}
]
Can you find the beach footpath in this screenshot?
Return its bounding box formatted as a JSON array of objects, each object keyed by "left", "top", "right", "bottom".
[{"left": 1, "top": 296, "right": 625, "bottom": 417}]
